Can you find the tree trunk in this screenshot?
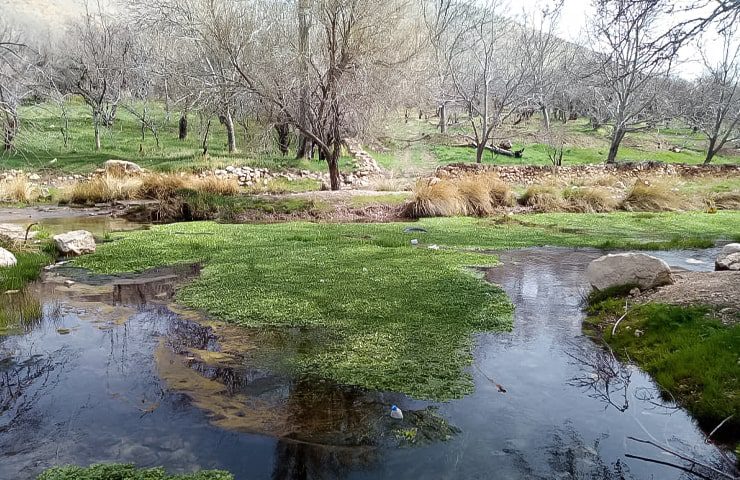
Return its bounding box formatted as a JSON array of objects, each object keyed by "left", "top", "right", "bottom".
[
  {"left": 475, "top": 142, "right": 485, "bottom": 163},
  {"left": 328, "top": 147, "right": 341, "bottom": 190},
  {"left": 93, "top": 112, "right": 101, "bottom": 151},
  {"left": 220, "top": 111, "right": 236, "bottom": 154},
  {"left": 275, "top": 123, "right": 290, "bottom": 155},
  {"left": 704, "top": 137, "right": 717, "bottom": 165},
  {"left": 606, "top": 128, "right": 625, "bottom": 164},
  {"left": 296, "top": 0, "right": 311, "bottom": 159},
  {"left": 541, "top": 104, "right": 551, "bottom": 130},
  {"left": 439, "top": 103, "right": 447, "bottom": 134},
  {"left": 2, "top": 111, "right": 17, "bottom": 151},
  {"left": 178, "top": 114, "right": 188, "bottom": 140},
  {"left": 202, "top": 119, "right": 211, "bottom": 156}
]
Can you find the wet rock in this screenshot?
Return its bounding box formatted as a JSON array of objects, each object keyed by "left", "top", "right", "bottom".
[
  {"left": 0, "top": 247, "right": 17, "bottom": 267},
  {"left": 53, "top": 230, "right": 96, "bottom": 256},
  {"left": 104, "top": 159, "right": 143, "bottom": 175},
  {"left": 586, "top": 253, "right": 673, "bottom": 291},
  {"left": 716, "top": 243, "right": 740, "bottom": 271}
]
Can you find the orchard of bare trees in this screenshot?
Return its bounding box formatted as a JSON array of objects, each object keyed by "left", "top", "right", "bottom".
[{"left": 1, "top": 0, "right": 739, "bottom": 188}]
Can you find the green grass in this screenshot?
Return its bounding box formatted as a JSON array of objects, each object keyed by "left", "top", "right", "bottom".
[
  {"left": 0, "top": 249, "right": 54, "bottom": 292},
  {"left": 430, "top": 143, "right": 738, "bottom": 167},
  {"left": 72, "top": 212, "right": 740, "bottom": 399},
  {"left": 585, "top": 302, "right": 740, "bottom": 433},
  {"left": 5, "top": 101, "right": 736, "bottom": 177},
  {"left": 2, "top": 100, "right": 354, "bottom": 174},
  {"left": 37, "top": 464, "right": 232, "bottom": 480}
]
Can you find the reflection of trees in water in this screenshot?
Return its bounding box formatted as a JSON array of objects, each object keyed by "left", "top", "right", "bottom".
[
  {"left": 504, "top": 423, "right": 634, "bottom": 480},
  {"left": 272, "top": 439, "right": 374, "bottom": 480},
  {"left": 565, "top": 341, "right": 632, "bottom": 412}
]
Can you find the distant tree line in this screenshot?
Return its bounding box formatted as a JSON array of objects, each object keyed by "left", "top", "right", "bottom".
[{"left": 0, "top": 0, "right": 738, "bottom": 188}]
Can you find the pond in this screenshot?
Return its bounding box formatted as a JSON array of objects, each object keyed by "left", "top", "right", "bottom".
[{"left": 0, "top": 237, "right": 733, "bottom": 479}]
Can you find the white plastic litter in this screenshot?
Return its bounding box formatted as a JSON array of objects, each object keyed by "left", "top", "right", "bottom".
[
  {"left": 410, "top": 239, "right": 419, "bottom": 245},
  {"left": 390, "top": 405, "right": 403, "bottom": 420}
]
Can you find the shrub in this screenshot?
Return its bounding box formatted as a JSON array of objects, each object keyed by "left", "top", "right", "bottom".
[
  {"left": 65, "top": 175, "right": 142, "bottom": 204},
  {"left": 139, "top": 173, "right": 190, "bottom": 200},
  {"left": 192, "top": 176, "right": 240, "bottom": 196},
  {"left": 456, "top": 174, "right": 494, "bottom": 215},
  {"left": 711, "top": 191, "right": 740, "bottom": 211},
  {"left": 620, "top": 180, "right": 686, "bottom": 212},
  {"left": 402, "top": 178, "right": 467, "bottom": 218},
  {"left": 563, "top": 186, "right": 618, "bottom": 213},
  {"left": 0, "top": 176, "right": 41, "bottom": 203},
  {"left": 520, "top": 184, "right": 565, "bottom": 211}
]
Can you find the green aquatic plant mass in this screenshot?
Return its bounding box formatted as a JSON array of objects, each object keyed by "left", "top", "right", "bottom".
[
  {"left": 37, "top": 464, "right": 232, "bottom": 480},
  {"left": 74, "top": 212, "right": 740, "bottom": 399}
]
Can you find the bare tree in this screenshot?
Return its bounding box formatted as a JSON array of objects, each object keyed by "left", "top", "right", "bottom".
[
  {"left": 205, "top": 0, "right": 421, "bottom": 189},
  {"left": 587, "top": 0, "right": 678, "bottom": 164},
  {"left": 0, "top": 21, "right": 35, "bottom": 152},
  {"left": 518, "top": 1, "right": 567, "bottom": 131},
  {"left": 445, "top": 0, "right": 532, "bottom": 163},
  {"left": 684, "top": 26, "right": 740, "bottom": 164},
  {"left": 59, "top": 3, "right": 134, "bottom": 151}
]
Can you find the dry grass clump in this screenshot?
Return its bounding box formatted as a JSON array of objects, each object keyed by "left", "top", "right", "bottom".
[
  {"left": 65, "top": 174, "right": 141, "bottom": 204},
  {"left": 402, "top": 178, "right": 467, "bottom": 218},
  {"left": 620, "top": 180, "right": 687, "bottom": 212},
  {"left": 139, "top": 173, "right": 190, "bottom": 200},
  {"left": 709, "top": 191, "right": 740, "bottom": 211},
  {"left": 563, "top": 186, "right": 618, "bottom": 213},
  {"left": 456, "top": 174, "right": 494, "bottom": 215},
  {"left": 64, "top": 173, "right": 241, "bottom": 204},
  {"left": 192, "top": 176, "right": 240, "bottom": 196},
  {"left": 0, "top": 176, "right": 41, "bottom": 203},
  {"left": 402, "top": 173, "right": 516, "bottom": 218},
  {"left": 520, "top": 184, "right": 566, "bottom": 211}
]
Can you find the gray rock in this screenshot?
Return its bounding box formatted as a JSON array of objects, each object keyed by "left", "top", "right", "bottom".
[
  {"left": 716, "top": 243, "right": 740, "bottom": 271},
  {"left": 0, "top": 247, "right": 17, "bottom": 267},
  {"left": 104, "top": 159, "right": 143, "bottom": 175},
  {"left": 586, "top": 253, "right": 673, "bottom": 291},
  {"left": 0, "top": 223, "right": 37, "bottom": 243},
  {"left": 53, "top": 230, "right": 96, "bottom": 256},
  {"left": 716, "top": 252, "right": 740, "bottom": 271}
]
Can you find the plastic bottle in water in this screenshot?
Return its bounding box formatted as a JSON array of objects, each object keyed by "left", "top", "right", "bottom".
[{"left": 390, "top": 405, "right": 403, "bottom": 420}]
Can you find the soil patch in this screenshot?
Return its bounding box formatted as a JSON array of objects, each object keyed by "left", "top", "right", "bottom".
[{"left": 638, "top": 270, "right": 740, "bottom": 324}]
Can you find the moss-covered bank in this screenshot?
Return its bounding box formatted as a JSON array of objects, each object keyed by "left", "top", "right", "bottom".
[{"left": 585, "top": 300, "right": 740, "bottom": 439}]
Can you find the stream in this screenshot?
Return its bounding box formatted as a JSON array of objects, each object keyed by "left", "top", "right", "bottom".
[{"left": 0, "top": 217, "right": 733, "bottom": 479}]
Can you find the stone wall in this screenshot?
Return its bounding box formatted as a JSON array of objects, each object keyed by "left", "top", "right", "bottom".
[{"left": 435, "top": 162, "right": 740, "bottom": 184}]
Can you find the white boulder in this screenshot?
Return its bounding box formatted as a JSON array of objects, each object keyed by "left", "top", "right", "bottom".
[
  {"left": 0, "top": 247, "right": 17, "bottom": 267},
  {"left": 716, "top": 243, "right": 740, "bottom": 271},
  {"left": 53, "top": 230, "right": 96, "bottom": 256},
  {"left": 586, "top": 253, "right": 673, "bottom": 291}
]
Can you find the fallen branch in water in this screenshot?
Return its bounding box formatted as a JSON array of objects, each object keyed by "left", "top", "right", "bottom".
[
  {"left": 626, "top": 436, "right": 737, "bottom": 480},
  {"left": 474, "top": 364, "right": 506, "bottom": 393}
]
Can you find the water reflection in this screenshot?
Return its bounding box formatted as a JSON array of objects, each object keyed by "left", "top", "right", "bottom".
[{"left": 0, "top": 247, "right": 736, "bottom": 480}]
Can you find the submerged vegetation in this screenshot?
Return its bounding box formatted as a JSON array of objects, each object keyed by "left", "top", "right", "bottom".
[
  {"left": 37, "top": 464, "right": 233, "bottom": 480},
  {"left": 585, "top": 300, "right": 740, "bottom": 435},
  {"left": 73, "top": 212, "right": 740, "bottom": 399}
]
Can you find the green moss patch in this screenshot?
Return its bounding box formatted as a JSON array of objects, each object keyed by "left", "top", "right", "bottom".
[{"left": 74, "top": 212, "right": 739, "bottom": 399}]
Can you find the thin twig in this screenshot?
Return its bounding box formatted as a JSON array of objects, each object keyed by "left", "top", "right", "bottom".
[
  {"left": 624, "top": 454, "right": 713, "bottom": 480},
  {"left": 627, "top": 437, "right": 736, "bottom": 479}
]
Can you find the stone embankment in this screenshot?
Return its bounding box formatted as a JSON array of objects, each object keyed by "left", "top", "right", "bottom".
[{"left": 435, "top": 162, "right": 740, "bottom": 184}]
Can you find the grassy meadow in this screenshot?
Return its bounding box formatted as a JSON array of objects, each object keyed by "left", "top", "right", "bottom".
[{"left": 1, "top": 98, "right": 737, "bottom": 178}]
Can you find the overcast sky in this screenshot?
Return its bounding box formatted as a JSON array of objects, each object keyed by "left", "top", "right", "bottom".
[
  {"left": 2, "top": 0, "right": 731, "bottom": 78},
  {"left": 505, "top": 0, "right": 731, "bottom": 78}
]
